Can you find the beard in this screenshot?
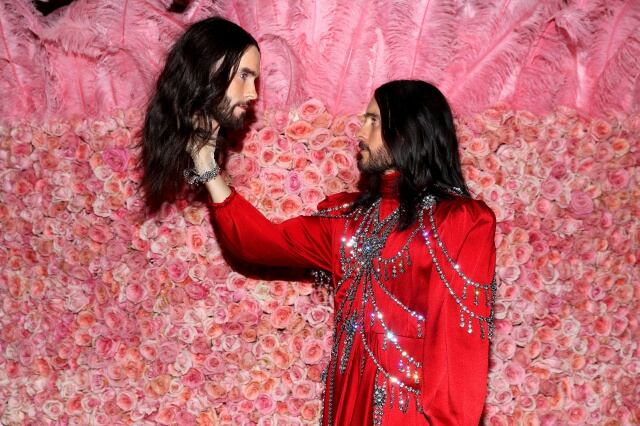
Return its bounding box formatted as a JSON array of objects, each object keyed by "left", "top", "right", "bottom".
[
  {"left": 357, "top": 143, "right": 394, "bottom": 174},
  {"left": 213, "top": 96, "right": 248, "bottom": 130}
]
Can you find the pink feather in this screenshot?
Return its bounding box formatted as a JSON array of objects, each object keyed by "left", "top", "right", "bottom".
[
  {"left": 0, "top": 1, "right": 46, "bottom": 122},
  {"left": 382, "top": 0, "right": 458, "bottom": 84},
  {"left": 3, "top": 0, "right": 640, "bottom": 120},
  {"left": 299, "top": 0, "right": 381, "bottom": 113},
  {"left": 255, "top": 34, "right": 307, "bottom": 112},
  {"left": 584, "top": 0, "right": 640, "bottom": 114},
  {"left": 510, "top": 18, "right": 577, "bottom": 115},
  {"left": 440, "top": 1, "right": 559, "bottom": 114}
]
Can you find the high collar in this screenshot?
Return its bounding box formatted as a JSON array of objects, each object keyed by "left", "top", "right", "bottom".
[{"left": 380, "top": 171, "right": 400, "bottom": 199}]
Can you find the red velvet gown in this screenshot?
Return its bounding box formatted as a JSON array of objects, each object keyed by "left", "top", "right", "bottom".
[{"left": 209, "top": 174, "right": 496, "bottom": 425}]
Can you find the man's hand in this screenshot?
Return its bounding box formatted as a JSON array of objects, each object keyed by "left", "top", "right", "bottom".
[{"left": 188, "top": 140, "right": 217, "bottom": 174}]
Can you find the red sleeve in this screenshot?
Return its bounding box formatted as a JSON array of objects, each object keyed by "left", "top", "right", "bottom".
[
  {"left": 421, "top": 199, "right": 497, "bottom": 425},
  {"left": 207, "top": 189, "right": 335, "bottom": 270}
]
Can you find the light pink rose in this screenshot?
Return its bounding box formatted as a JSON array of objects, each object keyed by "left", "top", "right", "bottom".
[
  {"left": 286, "top": 121, "right": 313, "bottom": 140},
  {"left": 300, "top": 339, "right": 324, "bottom": 364},
  {"left": 540, "top": 178, "right": 562, "bottom": 200},
  {"left": 301, "top": 400, "right": 321, "bottom": 421},
  {"left": 167, "top": 259, "right": 188, "bottom": 282},
  {"left": 243, "top": 139, "right": 260, "bottom": 158},
  {"left": 344, "top": 115, "right": 362, "bottom": 139},
  {"left": 298, "top": 99, "right": 325, "bottom": 122},
  {"left": 155, "top": 406, "right": 177, "bottom": 425},
  {"left": 468, "top": 137, "right": 490, "bottom": 157},
  {"left": 327, "top": 136, "right": 351, "bottom": 151},
  {"left": 182, "top": 367, "right": 204, "bottom": 388},
  {"left": 284, "top": 171, "right": 303, "bottom": 194},
  {"left": 494, "top": 336, "right": 516, "bottom": 360},
  {"left": 308, "top": 128, "right": 332, "bottom": 150},
  {"left": 504, "top": 361, "right": 526, "bottom": 385},
  {"left": 125, "top": 283, "right": 147, "bottom": 304},
  {"left": 258, "top": 127, "right": 278, "bottom": 146},
  {"left": 280, "top": 195, "right": 303, "bottom": 217},
  {"left": 184, "top": 282, "right": 208, "bottom": 300},
  {"left": 259, "top": 147, "right": 278, "bottom": 166},
  {"left": 607, "top": 168, "right": 630, "bottom": 190},
  {"left": 568, "top": 190, "right": 593, "bottom": 217},
  {"left": 255, "top": 394, "right": 276, "bottom": 415},
  {"left": 102, "top": 148, "right": 129, "bottom": 172}
]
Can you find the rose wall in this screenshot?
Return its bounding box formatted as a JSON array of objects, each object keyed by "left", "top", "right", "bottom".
[{"left": 1, "top": 1, "right": 639, "bottom": 425}]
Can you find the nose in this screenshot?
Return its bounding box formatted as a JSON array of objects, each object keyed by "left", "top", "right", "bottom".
[
  {"left": 356, "top": 125, "right": 367, "bottom": 143},
  {"left": 245, "top": 81, "right": 258, "bottom": 102}
]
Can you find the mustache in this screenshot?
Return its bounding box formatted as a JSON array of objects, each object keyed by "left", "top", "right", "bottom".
[{"left": 358, "top": 141, "right": 369, "bottom": 151}]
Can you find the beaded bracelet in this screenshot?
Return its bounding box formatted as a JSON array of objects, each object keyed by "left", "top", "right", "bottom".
[{"left": 183, "top": 163, "right": 221, "bottom": 186}]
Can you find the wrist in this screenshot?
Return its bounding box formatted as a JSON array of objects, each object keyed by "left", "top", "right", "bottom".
[{"left": 184, "top": 162, "right": 221, "bottom": 186}]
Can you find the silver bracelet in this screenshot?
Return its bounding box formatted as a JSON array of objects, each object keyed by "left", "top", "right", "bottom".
[{"left": 183, "top": 163, "right": 221, "bottom": 186}]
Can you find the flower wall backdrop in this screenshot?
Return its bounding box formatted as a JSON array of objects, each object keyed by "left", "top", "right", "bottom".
[
  {"left": 1, "top": 0, "right": 639, "bottom": 425},
  {"left": 1, "top": 100, "right": 638, "bottom": 425}
]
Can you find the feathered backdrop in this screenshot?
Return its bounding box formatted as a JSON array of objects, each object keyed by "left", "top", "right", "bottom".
[{"left": 1, "top": 0, "right": 639, "bottom": 120}]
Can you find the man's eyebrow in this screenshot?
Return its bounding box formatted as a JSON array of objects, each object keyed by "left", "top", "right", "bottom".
[
  {"left": 363, "top": 112, "right": 380, "bottom": 119},
  {"left": 238, "top": 67, "right": 258, "bottom": 77}
]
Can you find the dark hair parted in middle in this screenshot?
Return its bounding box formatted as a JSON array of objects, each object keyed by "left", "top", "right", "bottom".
[
  {"left": 355, "top": 80, "right": 470, "bottom": 230},
  {"left": 140, "top": 17, "right": 259, "bottom": 212}
]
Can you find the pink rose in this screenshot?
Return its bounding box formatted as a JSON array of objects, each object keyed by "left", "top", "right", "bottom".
[
  {"left": 300, "top": 339, "right": 324, "bottom": 364},
  {"left": 308, "top": 128, "right": 332, "bottom": 150},
  {"left": 155, "top": 405, "right": 177, "bottom": 425},
  {"left": 327, "top": 136, "right": 351, "bottom": 151},
  {"left": 498, "top": 265, "right": 520, "bottom": 282},
  {"left": 313, "top": 111, "right": 333, "bottom": 128},
  {"left": 183, "top": 368, "right": 204, "bottom": 388},
  {"left": 503, "top": 361, "right": 525, "bottom": 385},
  {"left": 298, "top": 99, "right": 325, "bottom": 122},
  {"left": 270, "top": 306, "right": 293, "bottom": 329},
  {"left": 42, "top": 400, "right": 64, "bottom": 420},
  {"left": 272, "top": 348, "right": 292, "bottom": 369},
  {"left": 125, "top": 283, "right": 147, "bottom": 304},
  {"left": 115, "top": 390, "right": 137, "bottom": 412},
  {"left": 301, "top": 400, "right": 321, "bottom": 421},
  {"left": 494, "top": 337, "right": 516, "bottom": 360},
  {"left": 467, "top": 137, "right": 490, "bottom": 157},
  {"left": 269, "top": 110, "right": 289, "bottom": 131},
  {"left": 344, "top": 115, "right": 362, "bottom": 139},
  {"left": 301, "top": 188, "right": 324, "bottom": 206},
  {"left": 540, "top": 178, "right": 562, "bottom": 200},
  {"left": 186, "top": 227, "right": 206, "bottom": 253},
  {"left": 610, "top": 137, "right": 630, "bottom": 156},
  {"left": 243, "top": 139, "right": 260, "bottom": 158},
  {"left": 607, "top": 168, "right": 629, "bottom": 190},
  {"left": 284, "top": 171, "right": 303, "bottom": 194},
  {"left": 102, "top": 148, "right": 129, "bottom": 172},
  {"left": 330, "top": 151, "right": 354, "bottom": 170},
  {"left": 185, "top": 282, "right": 208, "bottom": 300},
  {"left": 258, "top": 127, "right": 278, "bottom": 146},
  {"left": 293, "top": 380, "right": 315, "bottom": 399},
  {"left": 167, "top": 260, "right": 188, "bottom": 282},
  {"left": 259, "top": 147, "right": 278, "bottom": 166},
  {"left": 259, "top": 334, "right": 278, "bottom": 353},
  {"left": 286, "top": 121, "right": 313, "bottom": 140},
  {"left": 280, "top": 195, "right": 303, "bottom": 217},
  {"left": 255, "top": 393, "right": 275, "bottom": 415},
  {"left": 568, "top": 190, "right": 593, "bottom": 217}
]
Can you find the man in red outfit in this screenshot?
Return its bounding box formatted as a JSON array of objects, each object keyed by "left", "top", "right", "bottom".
[
  {"left": 141, "top": 18, "right": 496, "bottom": 425},
  {"left": 189, "top": 79, "right": 496, "bottom": 424}
]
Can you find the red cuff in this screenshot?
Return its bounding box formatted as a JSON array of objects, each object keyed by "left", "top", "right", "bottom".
[{"left": 207, "top": 188, "right": 238, "bottom": 208}]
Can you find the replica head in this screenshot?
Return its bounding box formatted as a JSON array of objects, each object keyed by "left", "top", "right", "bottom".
[
  {"left": 141, "top": 17, "right": 260, "bottom": 212},
  {"left": 355, "top": 80, "right": 470, "bottom": 229}
]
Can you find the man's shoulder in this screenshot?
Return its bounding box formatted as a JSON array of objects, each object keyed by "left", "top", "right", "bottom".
[
  {"left": 436, "top": 195, "right": 496, "bottom": 223},
  {"left": 316, "top": 191, "right": 360, "bottom": 213}
]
